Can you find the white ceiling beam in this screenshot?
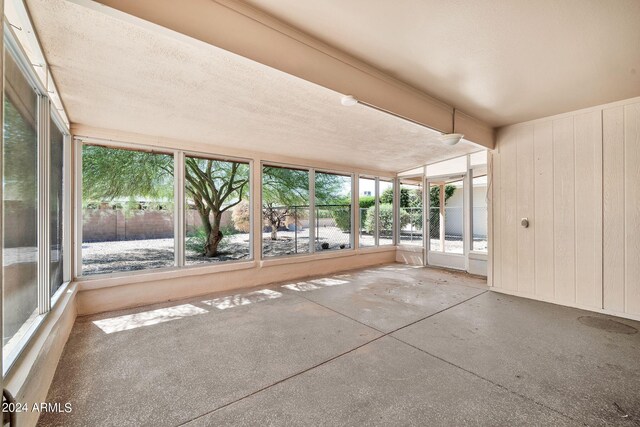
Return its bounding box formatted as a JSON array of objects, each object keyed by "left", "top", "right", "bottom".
[{"left": 72, "top": 0, "right": 494, "bottom": 149}]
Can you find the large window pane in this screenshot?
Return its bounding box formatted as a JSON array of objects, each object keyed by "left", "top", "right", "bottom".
[
  {"left": 428, "top": 183, "right": 441, "bottom": 251},
  {"left": 315, "top": 172, "right": 352, "bottom": 251},
  {"left": 358, "top": 177, "right": 375, "bottom": 247},
  {"left": 472, "top": 174, "right": 488, "bottom": 252},
  {"left": 185, "top": 156, "right": 250, "bottom": 265},
  {"left": 378, "top": 179, "right": 394, "bottom": 245},
  {"left": 399, "top": 181, "right": 423, "bottom": 246},
  {"left": 3, "top": 51, "right": 39, "bottom": 355},
  {"left": 262, "top": 165, "right": 310, "bottom": 257},
  {"left": 444, "top": 179, "right": 464, "bottom": 254},
  {"left": 50, "top": 117, "right": 65, "bottom": 295},
  {"left": 82, "top": 145, "right": 175, "bottom": 275},
  {"left": 429, "top": 181, "right": 463, "bottom": 253}
]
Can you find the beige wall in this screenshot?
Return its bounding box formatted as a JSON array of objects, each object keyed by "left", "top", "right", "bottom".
[
  {"left": 77, "top": 250, "right": 396, "bottom": 315},
  {"left": 491, "top": 96, "right": 640, "bottom": 321}
]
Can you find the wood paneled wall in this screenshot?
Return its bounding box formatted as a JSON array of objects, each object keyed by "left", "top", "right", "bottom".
[{"left": 491, "top": 98, "right": 640, "bottom": 320}]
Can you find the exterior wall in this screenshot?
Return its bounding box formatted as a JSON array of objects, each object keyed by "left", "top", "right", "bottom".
[
  {"left": 444, "top": 183, "right": 487, "bottom": 238},
  {"left": 82, "top": 208, "right": 235, "bottom": 242},
  {"left": 491, "top": 96, "right": 640, "bottom": 321}
]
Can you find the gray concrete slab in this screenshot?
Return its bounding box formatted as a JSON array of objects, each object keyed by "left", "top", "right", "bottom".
[
  {"left": 184, "top": 336, "right": 577, "bottom": 426},
  {"left": 392, "top": 291, "right": 640, "bottom": 426},
  {"left": 38, "top": 290, "right": 381, "bottom": 426},
  {"left": 37, "top": 264, "right": 640, "bottom": 426},
  {"left": 278, "top": 264, "right": 487, "bottom": 332}
]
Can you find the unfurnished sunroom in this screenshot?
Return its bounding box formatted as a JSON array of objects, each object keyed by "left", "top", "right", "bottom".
[{"left": 1, "top": 0, "right": 640, "bottom": 426}]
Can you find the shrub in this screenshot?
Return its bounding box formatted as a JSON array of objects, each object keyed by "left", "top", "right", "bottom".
[
  {"left": 364, "top": 203, "right": 410, "bottom": 233},
  {"left": 186, "top": 226, "right": 230, "bottom": 255},
  {"left": 331, "top": 206, "right": 352, "bottom": 232},
  {"left": 231, "top": 200, "right": 250, "bottom": 233}
]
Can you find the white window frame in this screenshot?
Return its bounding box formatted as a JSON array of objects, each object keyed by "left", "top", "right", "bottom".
[
  {"left": 2, "top": 27, "right": 72, "bottom": 375},
  {"left": 75, "top": 138, "right": 255, "bottom": 278}
]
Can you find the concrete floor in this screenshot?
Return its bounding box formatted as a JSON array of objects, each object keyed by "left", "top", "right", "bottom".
[{"left": 39, "top": 264, "right": 640, "bottom": 426}]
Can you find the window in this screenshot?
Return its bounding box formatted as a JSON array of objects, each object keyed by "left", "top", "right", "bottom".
[
  {"left": 378, "top": 179, "right": 394, "bottom": 245},
  {"left": 358, "top": 177, "right": 375, "bottom": 248},
  {"left": 399, "top": 181, "right": 423, "bottom": 246},
  {"left": 185, "top": 156, "right": 250, "bottom": 265},
  {"left": 3, "top": 50, "right": 39, "bottom": 356},
  {"left": 444, "top": 179, "right": 464, "bottom": 254},
  {"left": 429, "top": 179, "right": 464, "bottom": 254},
  {"left": 81, "top": 145, "right": 175, "bottom": 275},
  {"left": 50, "top": 117, "right": 65, "bottom": 295},
  {"left": 262, "top": 165, "right": 310, "bottom": 257},
  {"left": 315, "top": 172, "right": 352, "bottom": 251},
  {"left": 471, "top": 172, "right": 488, "bottom": 252}
]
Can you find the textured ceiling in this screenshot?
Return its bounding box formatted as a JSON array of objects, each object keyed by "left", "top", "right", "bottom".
[
  {"left": 26, "top": 0, "right": 482, "bottom": 173},
  {"left": 243, "top": 0, "right": 640, "bottom": 127}
]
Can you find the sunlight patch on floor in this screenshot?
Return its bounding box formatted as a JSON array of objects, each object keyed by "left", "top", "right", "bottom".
[
  {"left": 93, "top": 304, "right": 208, "bottom": 334},
  {"left": 282, "top": 276, "right": 350, "bottom": 292},
  {"left": 202, "top": 289, "right": 282, "bottom": 310}
]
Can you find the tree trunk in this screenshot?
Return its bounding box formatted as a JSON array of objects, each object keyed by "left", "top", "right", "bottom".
[
  {"left": 204, "top": 211, "right": 223, "bottom": 257},
  {"left": 270, "top": 226, "right": 278, "bottom": 241}
]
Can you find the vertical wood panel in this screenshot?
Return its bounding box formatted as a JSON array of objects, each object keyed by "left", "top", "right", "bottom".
[
  {"left": 574, "top": 111, "right": 602, "bottom": 308},
  {"left": 553, "top": 117, "right": 576, "bottom": 303},
  {"left": 516, "top": 126, "right": 535, "bottom": 294},
  {"left": 533, "top": 121, "right": 555, "bottom": 299},
  {"left": 500, "top": 128, "right": 518, "bottom": 290},
  {"left": 624, "top": 103, "right": 640, "bottom": 316},
  {"left": 602, "top": 107, "right": 625, "bottom": 312}
]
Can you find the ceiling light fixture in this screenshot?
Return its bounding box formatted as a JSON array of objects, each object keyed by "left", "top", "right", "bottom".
[
  {"left": 438, "top": 108, "right": 464, "bottom": 146},
  {"left": 340, "top": 94, "right": 358, "bottom": 106},
  {"left": 340, "top": 94, "right": 463, "bottom": 146}
]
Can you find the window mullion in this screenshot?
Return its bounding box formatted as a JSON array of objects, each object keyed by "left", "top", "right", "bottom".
[
  {"left": 309, "top": 169, "right": 315, "bottom": 254},
  {"left": 38, "top": 96, "right": 51, "bottom": 313},
  {"left": 175, "top": 151, "right": 185, "bottom": 267}
]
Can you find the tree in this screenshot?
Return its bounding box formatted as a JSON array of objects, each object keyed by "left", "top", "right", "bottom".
[
  {"left": 185, "top": 158, "right": 249, "bottom": 256},
  {"left": 82, "top": 145, "right": 249, "bottom": 257},
  {"left": 428, "top": 184, "right": 456, "bottom": 238},
  {"left": 429, "top": 185, "right": 456, "bottom": 208},
  {"left": 261, "top": 167, "right": 345, "bottom": 240},
  {"left": 262, "top": 167, "right": 310, "bottom": 240}
]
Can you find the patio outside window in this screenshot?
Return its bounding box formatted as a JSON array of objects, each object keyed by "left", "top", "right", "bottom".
[
  {"left": 184, "top": 156, "right": 250, "bottom": 265},
  {"left": 399, "top": 181, "right": 423, "bottom": 246},
  {"left": 262, "top": 165, "right": 310, "bottom": 257},
  {"left": 315, "top": 172, "right": 353, "bottom": 251},
  {"left": 81, "top": 145, "right": 175, "bottom": 275}
]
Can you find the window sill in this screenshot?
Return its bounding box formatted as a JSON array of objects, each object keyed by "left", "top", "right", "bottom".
[
  {"left": 396, "top": 244, "right": 424, "bottom": 253},
  {"left": 469, "top": 251, "right": 488, "bottom": 260},
  {"left": 77, "top": 260, "right": 258, "bottom": 291},
  {"left": 260, "top": 249, "right": 357, "bottom": 267}
]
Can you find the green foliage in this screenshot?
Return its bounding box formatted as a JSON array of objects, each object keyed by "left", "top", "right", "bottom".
[
  {"left": 262, "top": 166, "right": 309, "bottom": 206},
  {"left": 357, "top": 196, "right": 375, "bottom": 227},
  {"left": 380, "top": 187, "right": 394, "bottom": 204},
  {"left": 385, "top": 186, "right": 423, "bottom": 208},
  {"left": 429, "top": 184, "right": 456, "bottom": 207},
  {"left": 186, "top": 226, "right": 230, "bottom": 255},
  {"left": 332, "top": 206, "right": 352, "bottom": 232},
  {"left": 82, "top": 145, "right": 249, "bottom": 256},
  {"left": 315, "top": 172, "right": 350, "bottom": 205},
  {"left": 363, "top": 204, "right": 410, "bottom": 234},
  {"left": 359, "top": 196, "right": 375, "bottom": 209},
  {"left": 82, "top": 145, "right": 174, "bottom": 203}
]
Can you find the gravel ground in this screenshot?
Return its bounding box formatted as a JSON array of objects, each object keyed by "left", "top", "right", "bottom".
[
  {"left": 82, "top": 227, "right": 352, "bottom": 275},
  {"left": 81, "top": 228, "right": 487, "bottom": 275}
]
